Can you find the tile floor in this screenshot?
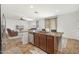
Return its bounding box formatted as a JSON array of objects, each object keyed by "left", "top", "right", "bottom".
[
  {"left": 62, "top": 39, "right": 79, "bottom": 54},
  {"left": 3, "top": 39, "right": 47, "bottom": 54},
  {"left": 2, "top": 38, "right": 79, "bottom": 54}
]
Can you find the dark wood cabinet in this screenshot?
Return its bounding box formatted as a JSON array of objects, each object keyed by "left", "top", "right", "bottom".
[
  {"left": 47, "top": 36, "right": 54, "bottom": 54},
  {"left": 39, "top": 34, "right": 46, "bottom": 51},
  {"left": 33, "top": 32, "right": 62, "bottom": 54},
  {"left": 46, "top": 36, "right": 60, "bottom": 54},
  {"left": 34, "top": 33, "right": 40, "bottom": 47}
]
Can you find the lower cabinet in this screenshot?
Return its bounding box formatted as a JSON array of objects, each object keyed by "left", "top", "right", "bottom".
[
  {"left": 47, "top": 36, "right": 54, "bottom": 54},
  {"left": 34, "top": 33, "right": 60, "bottom": 54},
  {"left": 39, "top": 34, "right": 46, "bottom": 51},
  {"left": 34, "top": 33, "right": 40, "bottom": 47}
]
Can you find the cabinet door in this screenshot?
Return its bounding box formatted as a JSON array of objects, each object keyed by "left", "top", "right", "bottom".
[
  {"left": 47, "top": 36, "right": 54, "bottom": 54},
  {"left": 34, "top": 33, "right": 40, "bottom": 47},
  {"left": 39, "top": 34, "right": 46, "bottom": 51}
]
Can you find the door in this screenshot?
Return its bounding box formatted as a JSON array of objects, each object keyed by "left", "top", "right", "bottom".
[
  {"left": 39, "top": 34, "right": 46, "bottom": 51},
  {"left": 47, "top": 36, "right": 54, "bottom": 54}
]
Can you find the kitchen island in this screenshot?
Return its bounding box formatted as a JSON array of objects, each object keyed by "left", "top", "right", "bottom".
[{"left": 28, "top": 31, "right": 63, "bottom": 54}]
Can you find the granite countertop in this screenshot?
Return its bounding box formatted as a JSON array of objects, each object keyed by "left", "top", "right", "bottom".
[
  {"left": 28, "top": 30, "right": 63, "bottom": 37},
  {"left": 45, "top": 32, "right": 63, "bottom": 37}
]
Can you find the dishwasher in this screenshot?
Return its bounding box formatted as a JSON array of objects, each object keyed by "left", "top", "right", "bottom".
[{"left": 28, "top": 33, "right": 34, "bottom": 44}]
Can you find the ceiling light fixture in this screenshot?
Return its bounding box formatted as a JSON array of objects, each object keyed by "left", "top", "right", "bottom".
[{"left": 25, "top": 18, "right": 33, "bottom": 21}]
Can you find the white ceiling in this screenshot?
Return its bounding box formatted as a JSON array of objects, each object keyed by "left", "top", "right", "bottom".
[{"left": 1, "top": 4, "right": 79, "bottom": 20}]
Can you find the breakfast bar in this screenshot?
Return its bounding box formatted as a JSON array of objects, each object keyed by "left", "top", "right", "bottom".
[{"left": 29, "top": 31, "right": 63, "bottom": 54}]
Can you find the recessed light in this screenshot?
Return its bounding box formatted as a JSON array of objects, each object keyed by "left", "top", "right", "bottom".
[
  {"left": 56, "top": 10, "right": 59, "bottom": 12},
  {"left": 30, "top": 5, "right": 34, "bottom": 8}
]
